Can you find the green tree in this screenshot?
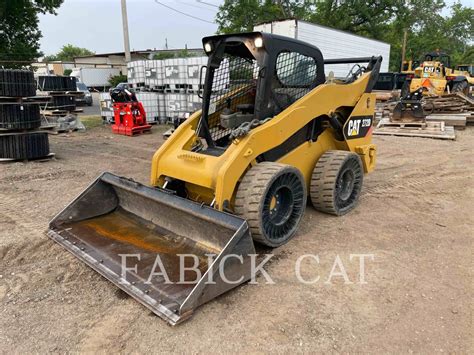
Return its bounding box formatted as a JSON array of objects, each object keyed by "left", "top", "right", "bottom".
[
  {"left": 44, "top": 44, "right": 94, "bottom": 62},
  {"left": 153, "top": 52, "right": 175, "bottom": 60},
  {"left": 108, "top": 74, "right": 128, "bottom": 88},
  {"left": 216, "top": 0, "right": 309, "bottom": 34},
  {"left": 0, "top": 0, "right": 63, "bottom": 68}
]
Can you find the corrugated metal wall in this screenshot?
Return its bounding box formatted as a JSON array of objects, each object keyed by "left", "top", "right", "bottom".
[{"left": 254, "top": 19, "right": 390, "bottom": 77}]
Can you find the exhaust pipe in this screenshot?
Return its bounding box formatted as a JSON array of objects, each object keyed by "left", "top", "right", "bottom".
[{"left": 48, "top": 172, "right": 255, "bottom": 325}]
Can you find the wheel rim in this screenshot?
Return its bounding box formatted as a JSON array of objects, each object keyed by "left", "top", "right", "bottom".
[
  {"left": 262, "top": 172, "right": 305, "bottom": 243},
  {"left": 336, "top": 169, "right": 355, "bottom": 201},
  {"left": 335, "top": 158, "right": 362, "bottom": 212}
]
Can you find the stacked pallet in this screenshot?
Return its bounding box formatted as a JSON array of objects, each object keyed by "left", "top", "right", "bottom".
[
  {"left": 423, "top": 93, "right": 473, "bottom": 114},
  {"left": 374, "top": 119, "right": 456, "bottom": 140},
  {"left": 423, "top": 93, "right": 474, "bottom": 129},
  {"left": 0, "top": 69, "right": 52, "bottom": 161}
]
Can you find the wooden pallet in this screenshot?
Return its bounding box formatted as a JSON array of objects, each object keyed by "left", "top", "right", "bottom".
[
  {"left": 38, "top": 91, "right": 84, "bottom": 97},
  {"left": 373, "top": 90, "right": 398, "bottom": 101},
  {"left": 42, "top": 109, "right": 70, "bottom": 117},
  {"left": 0, "top": 95, "right": 52, "bottom": 104},
  {"left": 425, "top": 113, "right": 467, "bottom": 129},
  {"left": 423, "top": 93, "right": 474, "bottom": 114},
  {"left": 374, "top": 119, "right": 455, "bottom": 140},
  {"left": 381, "top": 121, "right": 427, "bottom": 128}
]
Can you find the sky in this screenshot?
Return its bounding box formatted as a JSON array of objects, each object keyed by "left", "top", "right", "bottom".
[
  {"left": 38, "top": 0, "right": 473, "bottom": 56},
  {"left": 38, "top": 0, "right": 222, "bottom": 55}
]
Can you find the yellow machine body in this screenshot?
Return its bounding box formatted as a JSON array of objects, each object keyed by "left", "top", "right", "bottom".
[
  {"left": 151, "top": 74, "right": 376, "bottom": 211},
  {"left": 410, "top": 61, "right": 448, "bottom": 96}
]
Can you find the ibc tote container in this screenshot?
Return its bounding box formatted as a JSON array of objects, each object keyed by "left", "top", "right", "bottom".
[
  {"left": 99, "top": 92, "right": 114, "bottom": 123},
  {"left": 187, "top": 93, "right": 202, "bottom": 113},
  {"left": 130, "top": 60, "right": 146, "bottom": 89},
  {"left": 136, "top": 92, "right": 159, "bottom": 123},
  {"left": 186, "top": 57, "right": 207, "bottom": 92},
  {"left": 145, "top": 60, "right": 163, "bottom": 89},
  {"left": 127, "top": 62, "right": 135, "bottom": 86},
  {"left": 157, "top": 93, "right": 167, "bottom": 123},
  {"left": 165, "top": 93, "right": 188, "bottom": 118},
  {"left": 164, "top": 58, "right": 187, "bottom": 92}
]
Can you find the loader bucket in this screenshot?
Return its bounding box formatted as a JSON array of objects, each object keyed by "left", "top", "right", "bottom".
[
  {"left": 48, "top": 172, "right": 255, "bottom": 325},
  {"left": 392, "top": 101, "right": 425, "bottom": 122}
]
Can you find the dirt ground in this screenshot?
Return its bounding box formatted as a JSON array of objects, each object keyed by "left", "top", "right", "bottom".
[{"left": 1, "top": 122, "right": 472, "bottom": 353}]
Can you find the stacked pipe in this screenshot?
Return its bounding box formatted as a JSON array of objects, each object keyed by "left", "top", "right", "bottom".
[{"left": 0, "top": 69, "right": 50, "bottom": 161}]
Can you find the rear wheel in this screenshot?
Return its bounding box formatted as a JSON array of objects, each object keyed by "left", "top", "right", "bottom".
[
  {"left": 310, "top": 150, "right": 363, "bottom": 216},
  {"left": 235, "top": 162, "right": 306, "bottom": 247},
  {"left": 452, "top": 80, "right": 469, "bottom": 95}
]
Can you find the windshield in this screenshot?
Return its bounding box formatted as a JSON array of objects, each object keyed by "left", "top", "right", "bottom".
[
  {"left": 197, "top": 49, "right": 259, "bottom": 147},
  {"left": 76, "top": 82, "right": 88, "bottom": 91}
]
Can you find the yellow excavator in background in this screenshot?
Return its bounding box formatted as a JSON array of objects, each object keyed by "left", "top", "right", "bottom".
[{"left": 48, "top": 32, "right": 381, "bottom": 325}]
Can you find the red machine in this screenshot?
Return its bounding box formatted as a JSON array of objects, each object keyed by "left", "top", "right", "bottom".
[{"left": 110, "top": 88, "right": 151, "bottom": 136}]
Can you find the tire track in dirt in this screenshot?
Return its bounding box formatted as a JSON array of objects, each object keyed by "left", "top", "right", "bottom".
[
  {"left": 0, "top": 169, "right": 85, "bottom": 185},
  {"left": 362, "top": 168, "right": 471, "bottom": 198}
]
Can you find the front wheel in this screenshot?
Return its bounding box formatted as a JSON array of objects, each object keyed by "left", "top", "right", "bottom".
[
  {"left": 452, "top": 81, "right": 469, "bottom": 95},
  {"left": 235, "top": 162, "right": 306, "bottom": 247},
  {"left": 310, "top": 151, "right": 364, "bottom": 216}
]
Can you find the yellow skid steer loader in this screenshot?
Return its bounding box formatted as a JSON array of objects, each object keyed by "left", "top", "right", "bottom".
[{"left": 48, "top": 32, "right": 381, "bottom": 325}]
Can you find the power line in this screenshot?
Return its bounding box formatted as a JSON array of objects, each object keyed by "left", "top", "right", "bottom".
[
  {"left": 153, "top": 0, "right": 215, "bottom": 24},
  {"left": 196, "top": 0, "right": 219, "bottom": 8},
  {"left": 176, "top": 0, "right": 215, "bottom": 12}
]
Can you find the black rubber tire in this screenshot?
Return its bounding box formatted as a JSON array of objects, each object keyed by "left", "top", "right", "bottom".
[
  {"left": 37, "top": 76, "right": 77, "bottom": 92},
  {"left": 310, "top": 150, "right": 363, "bottom": 216},
  {"left": 48, "top": 95, "right": 76, "bottom": 111},
  {"left": 0, "top": 132, "right": 50, "bottom": 160},
  {"left": 452, "top": 80, "right": 469, "bottom": 95},
  {"left": 0, "top": 69, "right": 36, "bottom": 97},
  {"left": 234, "top": 162, "right": 306, "bottom": 247},
  {"left": 0, "top": 104, "right": 41, "bottom": 130}
]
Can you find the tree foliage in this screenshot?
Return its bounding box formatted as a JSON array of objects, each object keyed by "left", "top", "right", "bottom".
[
  {"left": 153, "top": 49, "right": 201, "bottom": 60},
  {"left": 153, "top": 52, "right": 175, "bottom": 60},
  {"left": 108, "top": 74, "right": 128, "bottom": 88},
  {"left": 0, "top": 0, "right": 63, "bottom": 68},
  {"left": 43, "top": 44, "right": 94, "bottom": 62},
  {"left": 216, "top": 0, "right": 474, "bottom": 71}
]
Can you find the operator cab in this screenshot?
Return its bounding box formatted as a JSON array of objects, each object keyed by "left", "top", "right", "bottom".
[{"left": 196, "top": 32, "right": 325, "bottom": 151}]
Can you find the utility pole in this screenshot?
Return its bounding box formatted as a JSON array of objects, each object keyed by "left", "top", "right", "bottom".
[
  {"left": 121, "top": 0, "right": 131, "bottom": 63},
  {"left": 400, "top": 28, "right": 408, "bottom": 71}
]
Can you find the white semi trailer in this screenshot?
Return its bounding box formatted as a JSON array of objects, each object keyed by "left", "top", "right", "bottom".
[
  {"left": 70, "top": 67, "right": 121, "bottom": 88},
  {"left": 254, "top": 19, "right": 390, "bottom": 77}
]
